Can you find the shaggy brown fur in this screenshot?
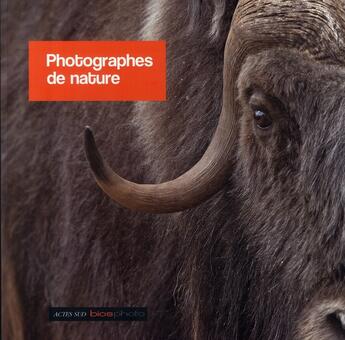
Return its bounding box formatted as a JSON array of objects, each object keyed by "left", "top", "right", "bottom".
[
  {"left": 296, "top": 285, "right": 345, "bottom": 340},
  {"left": 2, "top": 0, "right": 345, "bottom": 339},
  {"left": 2, "top": 257, "right": 24, "bottom": 340}
]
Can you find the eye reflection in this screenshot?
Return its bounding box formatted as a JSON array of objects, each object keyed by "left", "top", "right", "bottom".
[{"left": 254, "top": 109, "right": 273, "bottom": 130}]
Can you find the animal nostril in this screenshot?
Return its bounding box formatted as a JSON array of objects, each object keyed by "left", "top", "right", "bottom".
[
  {"left": 334, "top": 311, "right": 345, "bottom": 331},
  {"left": 327, "top": 310, "right": 345, "bottom": 338}
]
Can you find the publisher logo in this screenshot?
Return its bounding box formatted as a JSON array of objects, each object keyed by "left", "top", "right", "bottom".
[{"left": 49, "top": 307, "right": 147, "bottom": 321}]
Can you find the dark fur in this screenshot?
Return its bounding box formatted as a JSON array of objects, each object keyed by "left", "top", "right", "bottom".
[{"left": 2, "top": 0, "right": 345, "bottom": 339}]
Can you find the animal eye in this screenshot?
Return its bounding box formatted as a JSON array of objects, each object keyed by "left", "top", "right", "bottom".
[{"left": 253, "top": 109, "right": 273, "bottom": 130}]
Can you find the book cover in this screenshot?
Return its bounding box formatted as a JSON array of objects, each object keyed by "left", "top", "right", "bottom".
[{"left": 2, "top": 1, "right": 345, "bottom": 339}]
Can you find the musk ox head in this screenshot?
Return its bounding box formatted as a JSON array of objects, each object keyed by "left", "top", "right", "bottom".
[
  {"left": 236, "top": 48, "right": 345, "bottom": 340},
  {"left": 84, "top": 0, "right": 345, "bottom": 338}
]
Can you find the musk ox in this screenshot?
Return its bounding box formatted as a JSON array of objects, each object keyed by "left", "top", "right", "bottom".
[{"left": 2, "top": 0, "right": 345, "bottom": 339}]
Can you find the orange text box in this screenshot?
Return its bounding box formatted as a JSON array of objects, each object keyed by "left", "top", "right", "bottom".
[{"left": 29, "top": 41, "right": 166, "bottom": 101}]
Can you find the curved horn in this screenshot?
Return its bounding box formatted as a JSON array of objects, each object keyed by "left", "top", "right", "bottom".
[{"left": 84, "top": 25, "right": 243, "bottom": 213}]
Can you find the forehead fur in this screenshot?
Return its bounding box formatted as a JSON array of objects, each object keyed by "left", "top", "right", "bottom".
[
  {"left": 238, "top": 49, "right": 345, "bottom": 102},
  {"left": 237, "top": 49, "right": 345, "bottom": 126}
]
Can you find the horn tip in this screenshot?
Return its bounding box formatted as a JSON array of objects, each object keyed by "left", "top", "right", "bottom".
[{"left": 84, "top": 126, "right": 109, "bottom": 182}]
